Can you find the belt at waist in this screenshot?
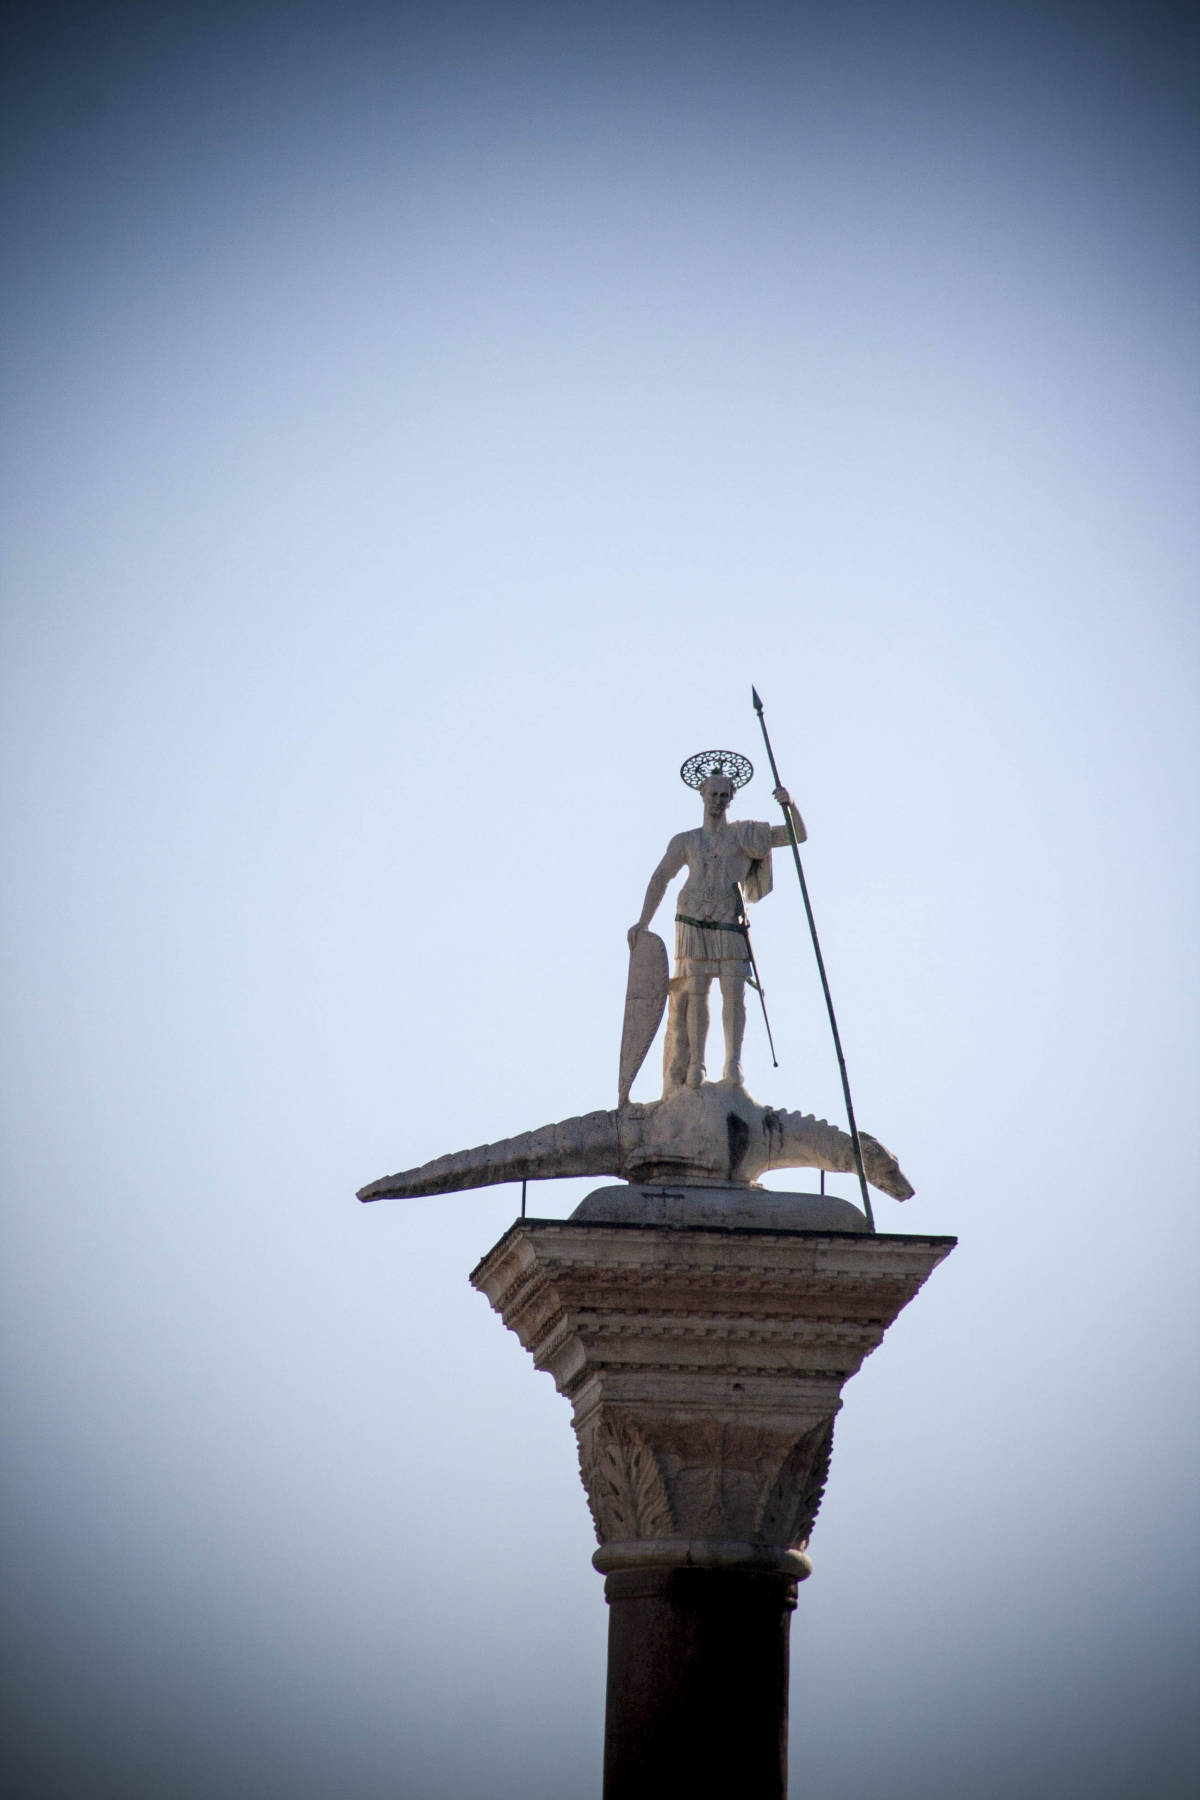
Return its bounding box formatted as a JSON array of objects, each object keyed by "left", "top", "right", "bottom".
[{"left": 675, "top": 913, "right": 747, "bottom": 935}]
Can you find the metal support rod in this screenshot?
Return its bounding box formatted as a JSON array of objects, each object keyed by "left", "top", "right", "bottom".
[
  {"left": 751, "top": 687, "right": 876, "bottom": 1233},
  {"left": 734, "top": 887, "right": 778, "bottom": 1067}
]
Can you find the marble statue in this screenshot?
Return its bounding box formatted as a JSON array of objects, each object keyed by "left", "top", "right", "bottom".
[
  {"left": 627, "top": 750, "right": 803, "bottom": 1093},
  {"left": 357, "top": 743, "right": 915, "bottom": 1210}
]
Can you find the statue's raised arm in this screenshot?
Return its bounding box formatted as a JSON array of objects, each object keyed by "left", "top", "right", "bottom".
[{"left": 769, "top": 785, "right": 806, "bottom": 847}]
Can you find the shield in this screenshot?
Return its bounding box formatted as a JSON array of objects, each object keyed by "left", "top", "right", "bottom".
[{"left": 618, "top": 930, "right": 669, "bottom": 1105}]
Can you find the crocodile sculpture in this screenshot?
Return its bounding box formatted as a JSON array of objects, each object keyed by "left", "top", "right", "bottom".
[{"left": 358, "top": 1080, "right": 913, "bottom": 1203}]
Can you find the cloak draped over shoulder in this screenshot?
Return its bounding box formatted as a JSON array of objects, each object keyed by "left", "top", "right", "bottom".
[{"left": 736, "top": 820, "right": 774, "bottom": 904}]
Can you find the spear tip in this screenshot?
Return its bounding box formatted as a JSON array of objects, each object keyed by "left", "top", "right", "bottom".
[{"left": 751, "top": 685, "right": 763, "bottom": 712}]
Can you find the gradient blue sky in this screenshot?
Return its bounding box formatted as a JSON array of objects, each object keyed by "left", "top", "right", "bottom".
[{"left": 2, "top": 3, "right": 1197, "bottom": 1796}]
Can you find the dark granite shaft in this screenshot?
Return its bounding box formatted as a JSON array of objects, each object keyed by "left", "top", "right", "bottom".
[{"left": 602, "top": 1568, "right": 797, "bottom": 1800}]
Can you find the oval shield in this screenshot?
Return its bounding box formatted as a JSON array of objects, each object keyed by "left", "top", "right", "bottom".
[{"left": 618, "top": 930, "right": 669, "bottom": 1106}]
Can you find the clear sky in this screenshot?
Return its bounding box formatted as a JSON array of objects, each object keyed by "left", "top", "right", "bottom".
[{"left": 2, "top": 3, "right": 1197, "bottom": 1796}]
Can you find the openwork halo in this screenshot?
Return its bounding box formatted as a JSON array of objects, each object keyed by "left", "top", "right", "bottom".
[{"left": 680, "top": 749, "right": 754, "bottom": 791}]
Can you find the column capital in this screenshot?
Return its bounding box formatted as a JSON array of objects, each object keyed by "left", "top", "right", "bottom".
[{"left": 471, "top": 1205, "right": 954, "bottom": 1570}]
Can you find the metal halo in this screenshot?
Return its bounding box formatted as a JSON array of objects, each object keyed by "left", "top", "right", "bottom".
[{"left": 680, "top": 749, "right": 754, "bottom": 791}]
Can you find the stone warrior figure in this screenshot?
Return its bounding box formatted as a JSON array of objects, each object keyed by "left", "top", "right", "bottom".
[
  {"left": 360, "top": 734, "right": 915, "bottom": 1204},
  {"left": 628, "top": 751, "right": 805, "bottom": 1092}
]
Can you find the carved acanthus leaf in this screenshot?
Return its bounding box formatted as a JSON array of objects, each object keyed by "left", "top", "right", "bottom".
[
  {"left": 756, "top": 1416, "right": 836, "bottom": 1548},
  {"left": 578, "top": 1412, "right": 675, "bottom": 1543}
]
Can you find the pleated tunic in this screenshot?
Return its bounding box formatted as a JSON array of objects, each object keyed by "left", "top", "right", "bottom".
[{"left": 663, "top": 820, "right": 775, "bottom": 978}]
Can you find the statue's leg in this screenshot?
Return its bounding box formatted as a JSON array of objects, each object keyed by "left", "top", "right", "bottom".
[
  {"left": 663, "top": 986, "right": 690, "bottom": 1092},
  {"left": 686, "top": 977, "right": 710, "bottom": 1088},
  {"left": 720, "top": 970, "right": 746, "bottom": 1085}
]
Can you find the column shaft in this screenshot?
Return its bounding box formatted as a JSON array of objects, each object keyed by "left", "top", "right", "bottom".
[{"left": 602, "top": 1569, "right": 797, "bottom": 1800}]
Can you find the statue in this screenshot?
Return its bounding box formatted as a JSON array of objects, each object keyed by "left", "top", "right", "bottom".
[
  {"left": 359, "top": 696, "right": 913, "bottom": 1215},
  {"left": 627, "top": 749, "right": 804, "bottom": 1093}
]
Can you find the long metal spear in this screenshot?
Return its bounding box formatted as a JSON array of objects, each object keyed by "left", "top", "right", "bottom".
[{"left": 751, "top": 687, "right": 876, "bottom": 1232}]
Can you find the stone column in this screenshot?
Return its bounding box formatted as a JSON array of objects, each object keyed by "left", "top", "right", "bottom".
[
  {"left": 470, "top": 1189, "right": 954, "bottom": 1797},
  {"left": 601, "top": 1565, "right": 796, "bottom": 1797}
]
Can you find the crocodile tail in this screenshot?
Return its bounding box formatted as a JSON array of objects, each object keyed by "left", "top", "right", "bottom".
[{"left": 357, "top": 1109, "right": 622, "bottom": 1201}]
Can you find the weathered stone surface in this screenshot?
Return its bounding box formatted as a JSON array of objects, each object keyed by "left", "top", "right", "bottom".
[
  {"left": 359, "top": 1079, "right": 913, "bottom": 1201},
  {"left": 470, "top": 1213, "right": 954, "bottom": 1577},
  {"left": 571, "top": 1182, "right": 870, "bottom": 1234},
  {"left": 619, "top": 929, "right": 670, "bottom": 1106}
]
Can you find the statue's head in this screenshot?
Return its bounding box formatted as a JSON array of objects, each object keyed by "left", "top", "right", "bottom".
[
  {"left": 700, "top": 771, "right": 734, "bottom": 818},
  {"left": 680, "top": 750, "right": 752, "bottom": 820}
]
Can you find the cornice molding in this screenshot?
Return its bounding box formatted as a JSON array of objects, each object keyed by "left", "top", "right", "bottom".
[{"left": 472, "top": 1217, "right": 954, "bottom": 1571}]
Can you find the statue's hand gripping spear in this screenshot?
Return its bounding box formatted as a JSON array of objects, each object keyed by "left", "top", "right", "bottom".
[{"left": 751, "top": 687, "right": 876, "bottom": 1232}]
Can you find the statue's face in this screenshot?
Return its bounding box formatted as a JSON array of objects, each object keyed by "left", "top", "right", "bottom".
[{"left": 702, "top": 776, "right": 733, "bottom": 818}]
